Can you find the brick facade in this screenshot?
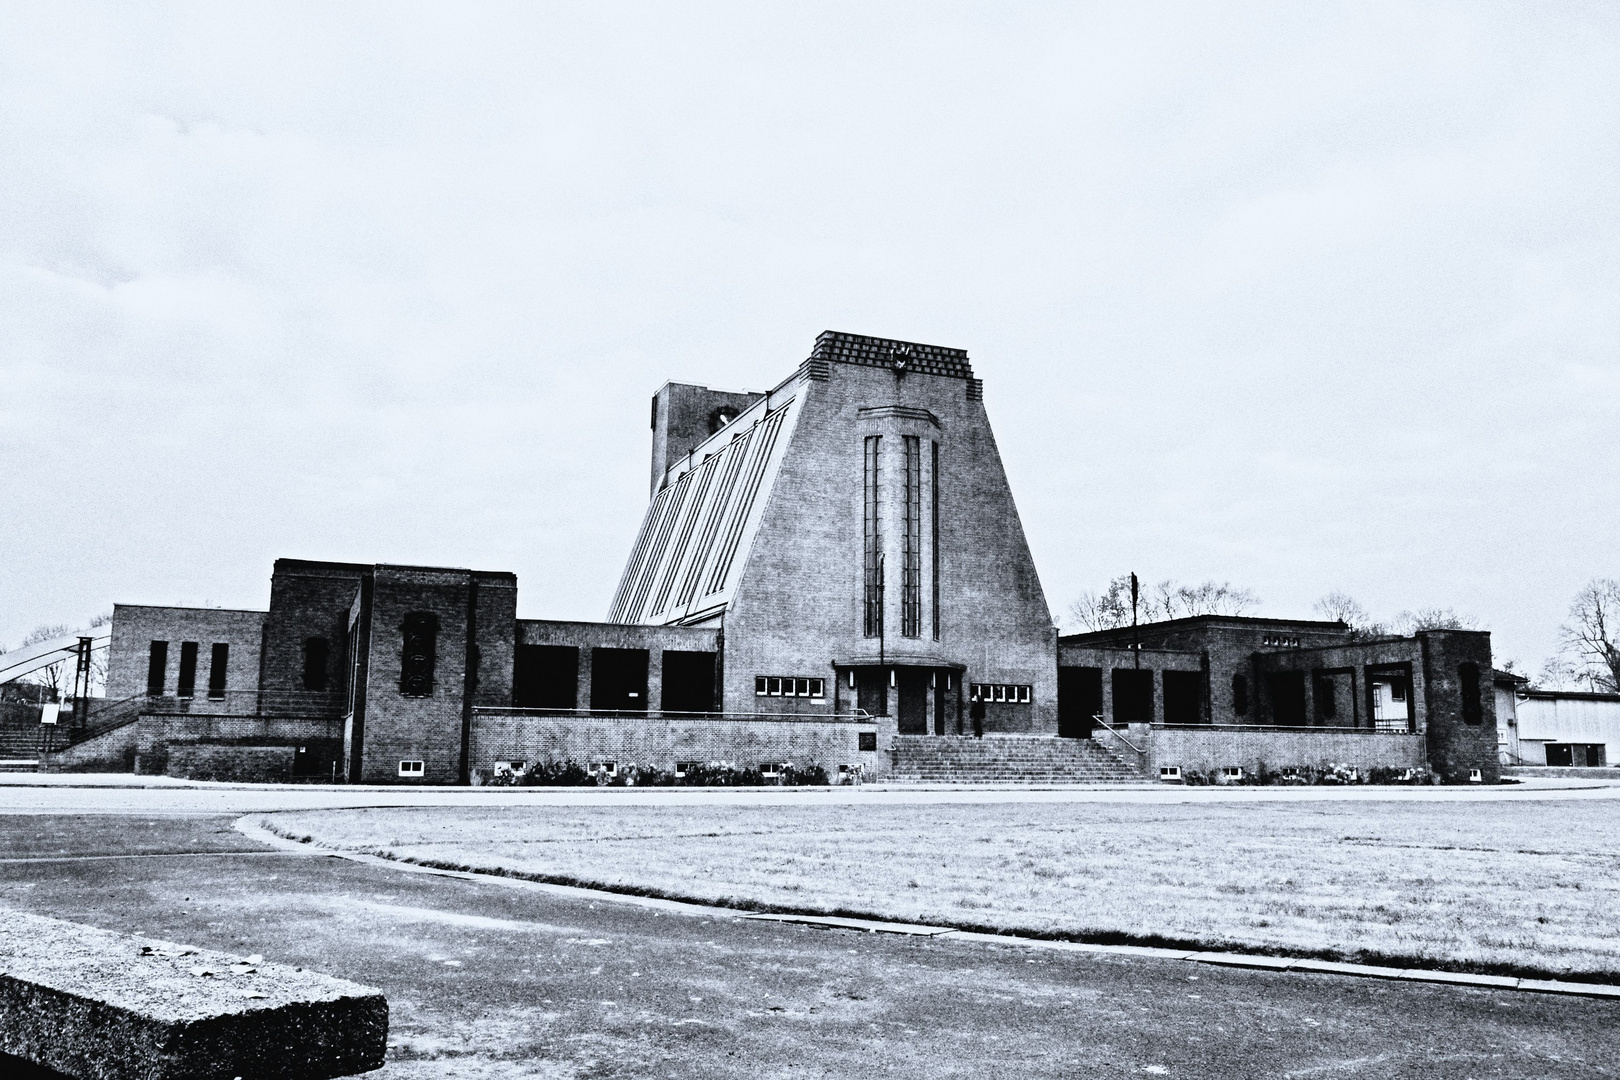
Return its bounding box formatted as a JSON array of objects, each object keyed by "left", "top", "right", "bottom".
[
  {"left": 469, "top": 712, "right": 886, "bottom": 780},
  {"left": 93, "top": 331, "right": 1506, "bottom": 786}
]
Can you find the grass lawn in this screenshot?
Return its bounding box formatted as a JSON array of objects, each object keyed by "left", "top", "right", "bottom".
[{"left": 257, "top": 795, "right": 1620, "bottom": 978}]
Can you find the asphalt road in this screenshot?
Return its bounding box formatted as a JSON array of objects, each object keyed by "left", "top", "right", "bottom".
[{"left": 0, "top": 804, "right": 1616, "bottom": 1077}]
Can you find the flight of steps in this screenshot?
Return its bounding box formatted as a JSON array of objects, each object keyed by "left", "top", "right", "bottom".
[
  {"left": 888, "top": 735, "right": 1142, "bottom": 784},
  {"left": 0, "top": 724, "right": 42, "bottom": 770}
]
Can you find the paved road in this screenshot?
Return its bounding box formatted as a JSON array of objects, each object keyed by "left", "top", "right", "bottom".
[{"left": 0, "top": 793, "right": 1616, "bottom": 1077}]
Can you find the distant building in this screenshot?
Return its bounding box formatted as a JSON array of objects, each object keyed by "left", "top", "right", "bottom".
[
  {"left": 1495, "top": 676, "right": 1618, "bottom": 769},
  {"left": 64, "top": 331, "right": 1500, "bottom": 784}
]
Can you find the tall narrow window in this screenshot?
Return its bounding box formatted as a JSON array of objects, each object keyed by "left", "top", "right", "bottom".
[
  {"left": 176, "top": 641, "right": 199, "bottom": 699},
  {"left": 931, "top": 441, "right": 940, "bottom": 641},
  {"left": 863, "top": 435, "right": 882, "bottom": 637},
  {"left": 901, "top": 435, "right": 922, "bottom": 638},
  {"left": 303, "top": 637, "right": 330, "bottom": 692},
  {"left": 146, "top": 641, "right": 168, "bottom": 696},
  {"left": 1459, "top": 662, "right": 1482, "bottom": 725},
  {"left": 400, "top": 613, "right": 439, "bottom": 697},
  {"left": 208, "top": 643, "right": 229, "bottom": 699}
]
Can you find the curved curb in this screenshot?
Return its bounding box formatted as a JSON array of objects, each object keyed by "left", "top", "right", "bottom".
[{"left": 234, "top": 817, "right": 1620, "bottom": 1002}]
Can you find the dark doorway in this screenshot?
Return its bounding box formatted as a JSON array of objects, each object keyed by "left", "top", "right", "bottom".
[
  {"left": 1162, "top": 671, "right": 1204, "bottom": 725},
  {"left": 855, "top": 668, "right": 888, "bottom": 717},
  {"left": 1112, "top": 668, "right": 1154, "bottom": 725},
  {"left": 590, "top": 648, "right": 649, "bottom": 712},
  {"left": 896, "top": 669, "right": 929, "bottom": 734},
  {"left": 1058, "top": 666, "right": 1103, "bottom": 737},
  {"left": 513, "top": 645, "right": 578, "bottom": 709},
  {"left": 661, "top": 650, "right": 717, "bottom": 713},
  {"left": 1267, "top": 671, "right": 1307, "bottom": 726}
]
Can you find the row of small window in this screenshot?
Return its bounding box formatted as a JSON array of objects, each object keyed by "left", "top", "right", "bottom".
[
  {"left": 968, "top": 683, "right": 1032, "bottom": 704},
  {"left": 755, "top": 676, "right": 826, "bottom": 699},
  {"left": 1261, "top": 634, "right": 1302, "bottom": 648}
]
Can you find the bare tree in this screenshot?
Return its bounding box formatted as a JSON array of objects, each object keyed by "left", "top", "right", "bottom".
[
  {"left": 1068, "top": 576, "right": 1259, "bottom": 631},
  {"left": 15, "top": 624, "right": 73, "bottom": 699},
  {"left": 1396, "top": 608, "right": 1478, "bottom": 634},
  {"left": 1068, "top": 576, "right": 1135, "bottom": 632},
  {"left": 1556, "top": 579, "right": 1620, "bottom": 693},
  {"left": 1313, "top": 591, "right": 1367, "bottom": 627}
]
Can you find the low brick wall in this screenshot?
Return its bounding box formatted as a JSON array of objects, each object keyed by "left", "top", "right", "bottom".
[
  {"left": 471, "top": 712, "right": 891, "bottom": 778},
  {"left": 1146, "top": 726, "right": 1428, "bottom": 778},
  {"left": 38, "top": 722, "right": 140, "bottom": 774},
  {"left": 137, "top": 714, "right": 344, "bottom": 779}
]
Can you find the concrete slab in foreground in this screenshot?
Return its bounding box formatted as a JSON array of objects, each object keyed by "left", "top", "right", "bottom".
[{"left": 0, "top": 909, "right": 386, "bottom": 1079}]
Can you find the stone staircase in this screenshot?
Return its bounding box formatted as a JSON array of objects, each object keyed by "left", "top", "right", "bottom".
[{"left": 888, "top": 734, "right": 1143, "bottom": 784}]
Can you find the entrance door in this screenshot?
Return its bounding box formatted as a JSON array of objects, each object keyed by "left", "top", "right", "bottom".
[
  {"left": 897, "top": 669, "right": 929, "bottom": 734},
  {"left": 1058, "top": 666, "right": 1102, "bottom": 737},
  {"left": 855, "top": 668, "right": 888, "bottom": 717}
]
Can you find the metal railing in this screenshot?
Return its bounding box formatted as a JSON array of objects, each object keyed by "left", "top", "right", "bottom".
[
  {"left": 473, "top": 706, "right": 877, "bottom": 725},
  {"left": 135, "top": 688, "right": 346, "bottom": 718},
  {"left": 1090, "top": 713, "right": 1146, "bottom": 755}
]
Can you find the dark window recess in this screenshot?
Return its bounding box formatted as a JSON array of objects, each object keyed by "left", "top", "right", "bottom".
[
  {"left": 400, "top": 612, "right": 439, "bottom": 698},
  {"left": 931, "top": 441, "right": 940, "bottom": 641},
  {"left": 207, "top": 643, "right": 228, "bottom": 699},
  {"left": 858, "top": 731, "right": 878, "bottom": 752},
  {"left": 862, "top": 435, "right": 883, "bottom": 637},
  {"left": 176, "top": 642, "right": 199, "bottom": 699},
  {"left": 1314, "top": 675, "right": 1337, "bottom": 719},
  {"left": 146, "top": 641, "right": 168, "bottom": 696},
  {"left": 302, "top": 637, "right": 329, "bottom": 692},
  {"left": 1162, "top": 671, "right": 1204, "bottom": 724},
  {"left": 1232, "top": 673, "right": 1249, "bottom": 716},
  {"left": 1112, "top": 668, "right": 1154, "bottom": 725},
  {"left": 1267, "top": 671, "right": 1307, "bottom": 726},
  {"left": 1546, "top": 744, "right": 1576, "bottom": 767},
  {"left": 591, "top": 648, "right": 649, "bottom": 712},
  {"left": 513, "top": 644, "right": 579, "bottom": 709},
  {"left": 1459, "top": 662, "right": 1483, "bottom": 725},
  {"left": 901, "top": 434, "right": 922, "bottom": 638},
  {"left": 662, "top": 650, "right": 717, "bottom": 713},
  {"left": 1058, "top": 666, "right": 1103, "bottom": 738}
]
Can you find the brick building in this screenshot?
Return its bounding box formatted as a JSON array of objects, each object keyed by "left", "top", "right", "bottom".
[{"left": 78, "top": 330, "right": 1499, "bottom": 784}]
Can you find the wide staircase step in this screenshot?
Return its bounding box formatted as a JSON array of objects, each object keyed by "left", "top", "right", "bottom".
[{"left": 888, "top": 735, "right": 1141, "bottom": 784}]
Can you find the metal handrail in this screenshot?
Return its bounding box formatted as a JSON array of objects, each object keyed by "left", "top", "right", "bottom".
[
  {"left": 473, "top": 706, "right": 877, "bottom": 724},
  {"left": 1091, "top": 712, "right": 1146, "bottom": 755}
]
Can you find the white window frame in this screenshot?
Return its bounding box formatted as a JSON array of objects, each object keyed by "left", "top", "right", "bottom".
[{"left": 398, "top": 760, "right": 425, "bottom": 777}]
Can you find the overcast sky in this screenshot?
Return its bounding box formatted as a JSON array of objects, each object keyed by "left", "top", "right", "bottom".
[{"left": 2, "top": 3, "right": 1616, "bottom": 669}]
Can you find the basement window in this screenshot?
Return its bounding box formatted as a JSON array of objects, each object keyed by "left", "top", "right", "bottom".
[
  {"left": 1159, "top": 766, "right": 1182, "bottom": 782},
  {"left": 398, "top": 760, "right": 425, "bottom": 777},
  {"left": 1222, "top": 766, "right": 1243, "bottom": 779}
]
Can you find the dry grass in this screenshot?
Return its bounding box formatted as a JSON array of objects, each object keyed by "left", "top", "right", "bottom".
[{"left": 261, "top": 798, "right": 1620, "bottom": 977}]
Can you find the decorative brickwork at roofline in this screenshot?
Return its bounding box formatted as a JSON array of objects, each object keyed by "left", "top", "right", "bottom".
[{"left": 811, "top": 330, "right": 974, "bottom": 380}]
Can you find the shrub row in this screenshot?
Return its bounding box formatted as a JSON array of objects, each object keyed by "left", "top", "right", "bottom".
[
  {"left": 1178, "top": 763, "right": 1436, "bottom": 786},
  {"left": 474, "top": 760, "right": 833, "bottom": 787}
]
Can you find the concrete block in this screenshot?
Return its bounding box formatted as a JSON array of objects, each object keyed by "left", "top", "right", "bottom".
[{"left": 0, "top": 910, "right": 386, "bottom": 1079}]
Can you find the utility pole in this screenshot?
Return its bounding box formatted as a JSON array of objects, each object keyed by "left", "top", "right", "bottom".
[
  {"left": 71, "top": 637, "right": 93, "bottom": 733},
  {"left": 1131, "top": 572, "right": 1140, "bottom": 669}
]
